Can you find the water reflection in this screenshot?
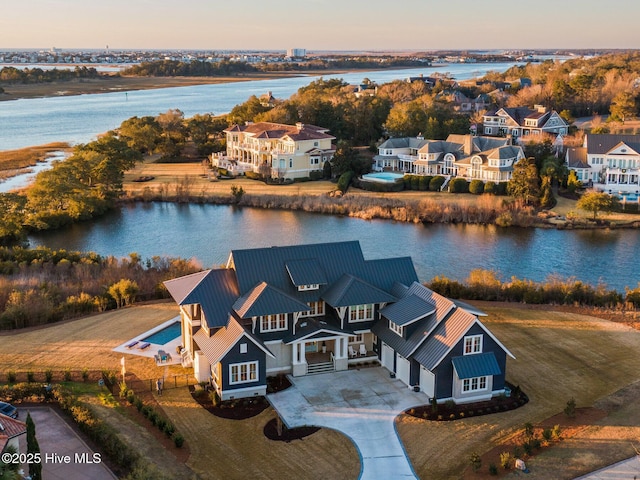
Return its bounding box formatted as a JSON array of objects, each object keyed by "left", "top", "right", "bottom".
[{"left": 27, "top": 203, "right": 640, "bottom": 292}]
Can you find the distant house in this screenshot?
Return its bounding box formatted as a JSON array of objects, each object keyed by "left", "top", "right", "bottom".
[
  {"left": 566, "top": 134, "right": 640, "bottom": 195},
  {"left": 374, "top": 134, "right": 524, "bottom": 182},
  {"left": 164, "top": 241, "right": 514, "bottom": 404},
  {"left": 483, "top": 106, "right": 568, "bottom": 138},
  {"left": 213, "top": 122, "right": 336, "bottom": 180}
]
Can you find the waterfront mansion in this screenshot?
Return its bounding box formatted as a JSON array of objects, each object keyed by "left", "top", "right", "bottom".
[
  {"left": 373, "top": 133, "right": 525, "bottom": 183},
  {"left": 566, "top": 133, "right": 640, "bottom": 197},
  {"left": 164, "top": 241, "right": 514, "bottom": 404},
  {"left": 211, "top": 121, "right": 336, "bottom": 180}
]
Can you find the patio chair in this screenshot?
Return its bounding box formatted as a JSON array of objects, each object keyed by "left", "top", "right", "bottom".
[
  {"left": 348, "top": 345, "right": 358, "bottom": 358},
  {"left": 359, "top": 344, "right": 367, "bottom": 356}
]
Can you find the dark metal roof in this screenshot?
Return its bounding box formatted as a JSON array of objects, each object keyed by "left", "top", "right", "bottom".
[
  {"left": 452, "top": 352, "right": 502, "bottom": 379},
  {"left": 285, "top": 259, "right": 328, "bottom": 286},
  {"left": 164, "top": 269, "right": 239, "bottom": 329},
  {"left": 380, "top": 294, "right": 436, "bottom": 326},
  {"left": 233, "top": 282, "right": 310, "bottom": 318},
  {"left": 322, "top": 274, "right": 397, "bottom": 307},
  {"left": 586, "top": 134, "right": 640, "bottom": 155},
  {"left": 194, "top": 318, "right": 274, "bottom": 364}
]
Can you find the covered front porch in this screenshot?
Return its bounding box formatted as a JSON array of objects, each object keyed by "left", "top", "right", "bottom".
[{"left": 290, "top": 335, "right": 378, "bottom": 376}]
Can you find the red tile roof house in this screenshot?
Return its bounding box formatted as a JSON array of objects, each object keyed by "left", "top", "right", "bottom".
[
  {"left": 164, "top": 241, "right": 514, "bottom": 403},
  {"left": 0, "top": 413, "right": 27, "bottom": 455}
]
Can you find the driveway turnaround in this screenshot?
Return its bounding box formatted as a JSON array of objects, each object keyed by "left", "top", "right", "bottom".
[
  {"left": 18, "top": 407, "right": 117, "bottom": 480},
  {"left": 575, "top": 455, "right": 640, "bottom": 479},
  {"left": 267, "top": 367, "right": 426, "bottom": 480}
]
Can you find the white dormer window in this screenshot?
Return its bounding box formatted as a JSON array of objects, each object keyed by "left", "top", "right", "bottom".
[
  {"left": 298, "top": 284, "right": 319, "bottom": 291},
  {"left": 349, "top": 304, "right": 374, "bottom": 322},
  {"left": 390, "top": 320, "right": 404, "bottom": 336},
  {"left": 464, "top": 334, "right": 482, "bottom": 355},
  {"left": 299, "top": 300, "right": 325, "bottom": 318},
  {"left": 260, "top": 313, "right": 287, "bottom": 332}
]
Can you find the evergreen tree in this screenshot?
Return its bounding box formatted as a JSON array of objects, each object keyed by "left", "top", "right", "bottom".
[{"left": 26, "top": 412, "right": 42, "bottom": 480}]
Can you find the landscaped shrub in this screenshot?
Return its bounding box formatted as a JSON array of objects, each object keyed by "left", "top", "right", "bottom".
[
  {"left": 429, "top": 176, "right": 445, "bottom": 191},
  {"left": 469, "top": 179, "right": 485, "bottom": 195},
  {"left": 410, "top": 175, "right": 420, "bottom": 190},
  {"left": 244, "top": 171, "right": 262, "bottom": 180},
  {"left": 495, "top": 182, "right": 508, "bottom": 195},
  {"left": 500, "top": 451, "right": 512, "bottom": 469},
  {"left": 44, "top": 369, "right": 53, "bottom": 383},
  {"left": 64, "top": 369, "right": 72, "bottom": 381},
  {"left": 542, "top": 428, "right": 553, "bottom": 441},
  {"left": 7, "top": 371, "right": 16, "bottom": 383},
  {"left": 163, "top": 422, "right": 175, "bottom": 437},
  {"left": 26, "top": 371, "right": 34, "bottom": 383},
  {"left": 81, "top": 368, "right": 89, "bottom": 382},
  {"left": 489, "top": 463, "right": 498, "bottom": 475},
  {"left": 449, "top": 177, "right": 469, "bottom": 193},
  {"left": 484, "top": 181, "right": 496, "bottom": 194},
  {"left": 564, "top": 397, "right": 576, "bottom": 418},
  {"left": 134, "top": 398, "right": 143, "bottom": 412},
  {"left": 173, "top": 433, "right": 185, "bottom": 448},
  {"left": 418, "top": 175, "right": 430, "bottom": 191},
  {"left": 552, "top": 424, "right": 562, "bottom": 439},
  {"left": 470, "top": 452, "right": 482, "bottom": 472},
  {"left": 309, "top": 170, "right": 324, "bottom": 181}
]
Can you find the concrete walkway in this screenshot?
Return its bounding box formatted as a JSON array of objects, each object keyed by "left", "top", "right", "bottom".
[
  {"left": 267, "top": 367, "right": 426, "bottom": 480},
  {"left": 575, "top": 455, "right": 640, "bottom": 479},
  {"left": 18, "top": 406, "right": 117, "bottom": 480}
]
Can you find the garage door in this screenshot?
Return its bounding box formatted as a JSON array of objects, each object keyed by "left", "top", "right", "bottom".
[
  {"left": 396, "top": 355, "right": 410, "bottom": 386},
  {"left": 420, "top": 366, "right": 435, "bottom": 397},
  {"left": 381, "top": 342, "right": 394, "bottom": 372}
]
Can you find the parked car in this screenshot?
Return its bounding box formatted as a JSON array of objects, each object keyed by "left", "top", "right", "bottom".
[{"left": 0, "top": 401, "right": 18, "bottom": 418}]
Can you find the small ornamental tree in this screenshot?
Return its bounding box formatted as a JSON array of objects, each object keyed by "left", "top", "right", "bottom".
[
  {"left": 576, "top": 191, "right": 619, "bottom": 220},
  {"left": 564, "top": 397, "right": 576, "bottom": 418}
]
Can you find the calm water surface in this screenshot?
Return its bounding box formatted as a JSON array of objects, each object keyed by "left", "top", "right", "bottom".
[
  {"left": 0, "top": 63, "right": 519, "bottom": 151},
  {"left": 28, "top": 203, "right": 640, "bottom": 292}
]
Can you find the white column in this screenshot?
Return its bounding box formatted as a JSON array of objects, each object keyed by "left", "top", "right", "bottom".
[
  {"left": 300, "top": 343, "right": 306, "bottom": 363},
  {"left": 342, "top": 337, "right": 348, "bottom": 359}
]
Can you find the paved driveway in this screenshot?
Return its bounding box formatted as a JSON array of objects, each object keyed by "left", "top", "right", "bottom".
[
  {"left": 267, "top": 367, "right": 427, "bottom": 480},
  {"left": 18, "top": 407, "right": 116, "bottom": 480}
]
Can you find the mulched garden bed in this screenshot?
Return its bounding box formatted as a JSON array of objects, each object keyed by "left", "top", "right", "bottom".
[
  {"left": 263, "top": 418, "right": 321, "bottom": 442},
  {"left": 404, "top": 383, "right": 529, "bottom": 421}
]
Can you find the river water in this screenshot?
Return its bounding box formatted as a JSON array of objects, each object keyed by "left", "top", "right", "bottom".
[
  {"left": 27, "top": 203, "right": 640, "bottom": 292},
  {"left": 0, "top": 63, "right": 518, "bottom": 151}
]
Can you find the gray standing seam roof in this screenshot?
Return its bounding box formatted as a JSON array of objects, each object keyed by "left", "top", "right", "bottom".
[
  {"left": 285, "top": 259, "right": 328, "bottom": 286},
  {"left": 163, "top": 269, "right": 240, "bottom": 329},
  {"left": 452, "top": 352, "right": 502, "bottom": 379},
  {"left": 233, "top": 282, "right": 310, "bottom": 318},
  {"left": 322, "top": 274, "right": 397, "bottom": 307},
  {"left": 380, "top": 294, "right": 436, "bottom": 326},
  {"left": 586, "top": 134, "right": 640, "bottom": 155}
]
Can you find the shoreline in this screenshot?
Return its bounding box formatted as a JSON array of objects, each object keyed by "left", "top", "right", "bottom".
[{"left": 0, "top": 69, "right": 363, "bottom": 102}]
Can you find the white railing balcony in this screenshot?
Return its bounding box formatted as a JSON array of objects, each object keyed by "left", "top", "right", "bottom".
[{"left": 398, "top": 154, "right": 418, "bottom": 162}]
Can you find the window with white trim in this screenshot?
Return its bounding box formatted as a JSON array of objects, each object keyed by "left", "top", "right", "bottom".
[
  {"left": 348, "top": 334, "right": 363, "bottom": 343},
  {"left": 229, "top": 361, "right": 258, "bottom": 384},
  {"left": 299, "top": 300, "right": 325, "bottom": 318},
  {"left": 389, "top": 320, "right": 404, "bottom": 336},
  {"left": 260, "top": 313, "right": 287, "bottom": 332},
  {"left": 462, "top": 376, "right": 487, "bottom": 392},
  {"left": 239, "top": 343, "right": 247, "bottom": 354},
  {"left": 464, "top": 334, "right": 483, "bottom": 355},
  {"left": 298, "top": 284, "right": 319, "bottom": 291},
  {"left": 349, "top": 304, "right": 374, "bottom": 322}
]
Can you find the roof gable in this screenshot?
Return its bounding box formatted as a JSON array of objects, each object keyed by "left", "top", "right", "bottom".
[
  {"left": 586, "top": 134, "right": 640, "bottom": 155},
  {"left": 322, "top": 274, "right": 397, "bottom": 307},
  {"left": 233, "top": 282, "right": 310, "bottom": 318},
  {"left": 608, "top": 142, "right": 640, "bottom": 156},
  {"left": 380, "top": 294, "right": 436, "bottom": 326},
  {"left": 164, "top": 269, "right": 239, "bottom": 329},
  {"left": 194, "top": 318, "right": 274, "bottom": 365},
  {"left": 285, "top": 259, "right": 328, "bottom": 287}
]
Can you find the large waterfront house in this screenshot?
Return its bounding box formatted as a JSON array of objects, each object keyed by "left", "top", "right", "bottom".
[
  {"left": 211, "top": 121, "right": 335, "bottom": 180},
  {"left": 163, "top": 241, "right": 514, "bottom": 404},
  {"left": 482, "top": 106, "right": 569, "bottom": 138},
  {"left": 566, "top": 134, "right": 640, "bottom": 197},
  {"left": 373, "top": 134, "right": 525, "bottom": 183}
]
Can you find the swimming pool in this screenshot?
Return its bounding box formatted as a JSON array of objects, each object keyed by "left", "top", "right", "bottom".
[
  {"left": 141, "top": 322, "right": 181, "bottom": 345},
  {"left": 361, "top": 172, "right": 405, "bottom": 183}
]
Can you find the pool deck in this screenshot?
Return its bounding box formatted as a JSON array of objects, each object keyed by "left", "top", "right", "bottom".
[{"left": 112, "top": 316, "right": 182, "bottom": 363}]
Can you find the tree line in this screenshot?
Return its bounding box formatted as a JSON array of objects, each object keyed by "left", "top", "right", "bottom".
[
  {"left": 0, "top": 247, "right": 200, "bottom": 330},
  {"left": 0, "top": 66, "right": 99, "bottom": 84}
]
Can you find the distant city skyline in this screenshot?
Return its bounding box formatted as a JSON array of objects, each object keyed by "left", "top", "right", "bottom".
[{"left": 2, "top": 0, "right": 639, "bottom": 51}]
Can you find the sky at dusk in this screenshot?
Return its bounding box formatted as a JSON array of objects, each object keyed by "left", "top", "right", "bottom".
[{"left": 1, "top": 0, "right": 639, "bottom": 51}]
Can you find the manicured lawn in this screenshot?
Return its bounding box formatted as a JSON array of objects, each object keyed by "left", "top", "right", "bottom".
[
  {"left": 3, "top": 303, "right": 640, "bottom": 479},
  {"left": 397, "top": 305, "right": 640, "bottom": 479}
]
